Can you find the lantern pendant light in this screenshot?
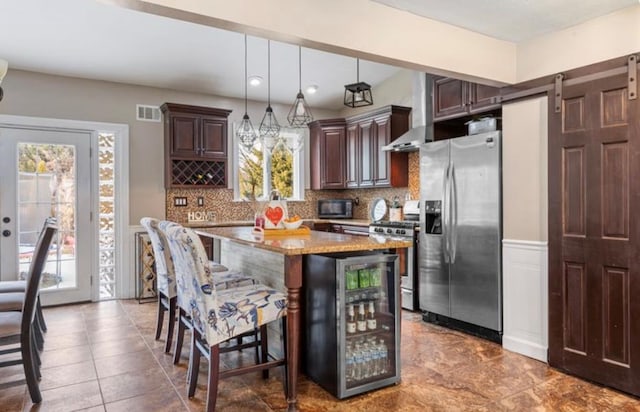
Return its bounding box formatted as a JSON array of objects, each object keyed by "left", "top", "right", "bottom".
[
  {"left": 259, "top": 40, "right": 281, "bottom": 138},
  {"left": 287, "top": 46, "right": 313, "bottom": 127},
  {"left": 344, "top": 58, "right": 373, "bottom": 108},
  {"left": 236, "top": 34, "right": 258, "bottom": 151}
]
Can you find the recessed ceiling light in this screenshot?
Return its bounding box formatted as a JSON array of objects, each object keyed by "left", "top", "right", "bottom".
[
  {"left": 306, "top": 85, "right": 318, "bottom": 94},
  {"left": 248, "top": 75, "right": 263, "bottom": 86}
]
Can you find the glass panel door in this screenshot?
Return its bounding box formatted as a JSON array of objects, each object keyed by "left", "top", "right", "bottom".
[{"left": 0, "top": 127, "right": 92, "bottom": 305}]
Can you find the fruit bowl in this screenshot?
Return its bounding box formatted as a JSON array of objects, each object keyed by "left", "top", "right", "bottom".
[{"left": 283, "top": 219, "right": 303, "bottom": 230}]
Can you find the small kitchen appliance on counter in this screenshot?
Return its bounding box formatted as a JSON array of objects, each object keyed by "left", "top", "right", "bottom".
[{"left": 318, "top": 199, "right": 354, "bottom": 219}]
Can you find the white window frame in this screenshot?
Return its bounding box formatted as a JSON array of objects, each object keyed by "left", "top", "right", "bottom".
[{"left": 232, "top": 124, "right": 305, "bottom": 201}]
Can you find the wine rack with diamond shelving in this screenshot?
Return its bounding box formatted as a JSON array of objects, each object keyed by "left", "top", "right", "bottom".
[
  {"left": 170, "top": 159, "right": 226, "bottom": 187},
  {"left": 161, "top": 103, "right": 231, "bottom": 189}
]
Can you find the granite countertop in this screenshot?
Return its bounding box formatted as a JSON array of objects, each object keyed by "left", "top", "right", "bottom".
[
  {"left": 196, "top": 226, "right": 411, "bottom": 256},
  {"left": 183, "top": 220, "right": 253, "bottom": 228},
  {"left": 184, "top": 219, "right": 371, "bottom": 228}
]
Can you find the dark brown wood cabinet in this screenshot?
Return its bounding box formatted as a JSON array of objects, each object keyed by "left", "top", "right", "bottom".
[
  {"left": 309, "top": 106, "right": 410, "bottom": 190},
  {"left": 432, "top": 77, "right": 500, "bottom": 121},
  {"left": 345, "top": 105, "right": 411, "bottom": 188},
  {"left": 161, "top": 103, "right": 231, "bottom": 188},
  {"left": 309, "top": 119, "right": 347, "bottom": 190}
]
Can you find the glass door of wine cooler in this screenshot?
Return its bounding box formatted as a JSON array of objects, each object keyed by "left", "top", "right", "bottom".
[
  {"left": 303, "top": 252, "right": 400, "bottom": 399},
  {"left": 338, "top": 253, "right": 400, "bottom": 398}
]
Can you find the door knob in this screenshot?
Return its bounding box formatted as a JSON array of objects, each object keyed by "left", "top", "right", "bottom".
[
  {"left": 2, "top": 217, "right": 9, "bottom": 223},
  {"left": 2, "top": 230, "right": 10, "bottom": 237}
]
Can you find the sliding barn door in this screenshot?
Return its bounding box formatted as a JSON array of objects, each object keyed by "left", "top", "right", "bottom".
[{"left": 548, "top": 71, "right": 640, "bottom": 395}]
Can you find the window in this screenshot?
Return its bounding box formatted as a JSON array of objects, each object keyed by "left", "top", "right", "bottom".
[{"left": 234, "top": 127, "right": 305, "bottom": 201}]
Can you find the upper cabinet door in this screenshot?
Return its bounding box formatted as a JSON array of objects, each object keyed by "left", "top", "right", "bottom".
[
  {"left": 200, "top": 117, "right": 227, "bottom": 158},
  {"left": 346, "top": 123, "right": 359, "bottom": 188},
  {"left": 358, "top": 119, "right": 375, "bottom": 187},
  {"left": 169, "top": 114, "right": 200, "bottom": 157},
  {"left": 322, "top": 127, "right": 347, "bottom": 189},
  {"left": 433, "top": 77, "right": 468, "bottom": 120},
  {"left": 374, "top": 116, "right": 391, "bottom": 186},
  {"left": 469, "top": 83, "right": 501, "bottom": 113}
]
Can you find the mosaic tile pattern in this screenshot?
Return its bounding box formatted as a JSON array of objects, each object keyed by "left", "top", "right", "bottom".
[
  {"left": 408, "top": 151, "right": 420, "bottom": 200},
  {"left": 166, "top": 186, "right": 420, "bottom": 223}
]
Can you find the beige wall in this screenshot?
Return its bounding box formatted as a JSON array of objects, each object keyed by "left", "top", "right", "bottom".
[
  {"left": 516, "top": 5, "right": 640, "bottom": 82},
  {"left": 0, "top": 69, "right": 338, "bottom": 223},
  {"left": 502, "top": 96, "right": 548, "bottom": 242},
  {"left": 114, "top": 0, "right": 516, "bottom": 85},
  {"left": 121, "top": 1, "right": 640, "bottom": 87}
]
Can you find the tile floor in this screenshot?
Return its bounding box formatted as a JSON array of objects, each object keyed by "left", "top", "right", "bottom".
[{"left": 1, "top": 300, "right": 640, "bottom": 411}]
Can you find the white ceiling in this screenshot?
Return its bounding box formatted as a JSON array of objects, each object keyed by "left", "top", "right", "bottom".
[
  {"left": 0, "top": 0, "right": 637, "bottom": 110},
  {"left": 372, "top": 0, "right": 638, "bottom": 42}
]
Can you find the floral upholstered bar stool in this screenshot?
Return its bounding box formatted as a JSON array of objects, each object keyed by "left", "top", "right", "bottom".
[
  {"left": 141, "top": 218, "right": 257, "bottom": 355},
  {"left": 140, "top": 217, "right": 180, "bottom": 353},
  {"left": 163, "top": 223, "right": 288, "bottom": 412},
  {"left": 148, "top": 219, "right": 258, "bottom": 363}
]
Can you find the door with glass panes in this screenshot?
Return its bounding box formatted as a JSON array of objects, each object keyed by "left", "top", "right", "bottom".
[{"left": 0, "top": 126, "right": 92, "bottom": 305}]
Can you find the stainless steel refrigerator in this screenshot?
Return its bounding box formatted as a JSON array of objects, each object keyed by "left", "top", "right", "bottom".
[{"left": 419, "top": 131, "right": 502, "bottom": 339}]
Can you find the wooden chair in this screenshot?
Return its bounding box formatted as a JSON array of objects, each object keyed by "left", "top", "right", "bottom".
[
  {"left": 0, "top": 218, "right": 57, "bottom": 404},
  {"left": 0, "top": 218, "right": 58, "bottom": 348},
  {"left": 163, "top": 223, "right": 287, "bottom": 411}
]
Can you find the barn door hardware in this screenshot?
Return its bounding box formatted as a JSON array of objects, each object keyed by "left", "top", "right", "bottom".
[
  {"left": 629, "top": 54, "right": 637, "bottom": 100},
  {"left": 554, "top": 73, "right": 564, "bottom": 113}
]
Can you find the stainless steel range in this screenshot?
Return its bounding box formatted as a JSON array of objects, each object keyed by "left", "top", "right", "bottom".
[{"left": 369, "top": 214, "right": 419, "bottom": 311}]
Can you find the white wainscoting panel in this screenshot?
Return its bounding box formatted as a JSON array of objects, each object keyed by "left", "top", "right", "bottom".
[{"left": 502, "top": 239, "right": 548, "bottom": 362}]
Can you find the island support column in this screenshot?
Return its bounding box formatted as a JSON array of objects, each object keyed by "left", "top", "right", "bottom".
[{"left": 284, "top": 254, "right": 302, "bottom": 411}]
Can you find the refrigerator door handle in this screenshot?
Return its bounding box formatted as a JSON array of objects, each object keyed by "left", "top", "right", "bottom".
[
  {"left": 442, "top": 163, "right": 450, "bottom": 263},
  {"left": 450, "top": 164, "right": 458, "bottom": 263}
]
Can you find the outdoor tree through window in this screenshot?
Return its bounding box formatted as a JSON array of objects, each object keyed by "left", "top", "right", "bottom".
[{"left": 237, "top": 129, "right": 302, "bottom": 201}]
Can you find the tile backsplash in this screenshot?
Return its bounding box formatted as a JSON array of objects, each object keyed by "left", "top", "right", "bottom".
[{"left": 166, "top": 152, "right": 420, "bottom": 223}]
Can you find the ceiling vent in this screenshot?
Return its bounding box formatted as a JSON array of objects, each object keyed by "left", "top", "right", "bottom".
[{"left": 136, "top": 104, "right": 161, "bottom": 122}]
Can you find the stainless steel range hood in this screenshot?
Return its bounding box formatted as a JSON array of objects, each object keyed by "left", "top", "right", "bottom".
[{"left": 382, "top": 72, "right": 432, "bottom": 152}]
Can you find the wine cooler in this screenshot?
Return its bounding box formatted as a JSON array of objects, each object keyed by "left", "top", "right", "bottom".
[{"left": 303, "top": 252, "right": 400, "bottom": 399}]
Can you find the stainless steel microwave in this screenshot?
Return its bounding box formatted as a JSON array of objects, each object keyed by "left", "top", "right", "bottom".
[{"left": 317, "top": 199, "right": 353, "bottom": 219}]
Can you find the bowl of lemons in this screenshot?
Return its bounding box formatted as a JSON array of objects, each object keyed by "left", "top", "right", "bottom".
[{"left": 283, "top": 215, "right": 303, "bottom": 230}]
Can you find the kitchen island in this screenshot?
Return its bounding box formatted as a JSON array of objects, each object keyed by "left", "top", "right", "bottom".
[{"left": 196, "top": 226, "right": 411, "bottom": 411}]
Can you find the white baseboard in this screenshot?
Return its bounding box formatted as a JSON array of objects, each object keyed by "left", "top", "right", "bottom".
[
  {"left": 502, "top": 335, "right": 547, "bottom": 362},
  {"left": 502, "top": 239, "right": 548, "bottom": 363}
]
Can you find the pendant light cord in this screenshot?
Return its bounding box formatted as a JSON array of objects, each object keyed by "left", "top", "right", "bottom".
[
  {"left": 267, "top": 40, "right": 271, "bottom": 106},
  {"left": 298, "top": 46, "right": 302, "bottom": 92},
  {"left": 244, "top": 34, "right": 248, "bottom": 114},
  {"left": 356, "top": 58, "right": 360, "bottom": 83}
]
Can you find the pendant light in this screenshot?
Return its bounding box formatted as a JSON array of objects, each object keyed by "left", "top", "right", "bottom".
[
  {"left": 259, "top": 40, "right": 280, "bottom": 138},
  {"left": 236, "top": 34, "right": 258, "bottom": 151},
  {"left": 287, "top": 46, "right": 313, "bottom": 127},
  {"left": 344, "top": 58, "right": 373, "bottom": 108}
]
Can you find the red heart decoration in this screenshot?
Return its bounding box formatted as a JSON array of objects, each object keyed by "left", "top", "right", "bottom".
[{"left": 265, "top": 206, "right": 284, "bottom": 226}]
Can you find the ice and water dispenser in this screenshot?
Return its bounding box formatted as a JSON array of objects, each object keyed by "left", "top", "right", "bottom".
[{"left": 424, "top": 200, "right": 442, "bottom": 234}]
